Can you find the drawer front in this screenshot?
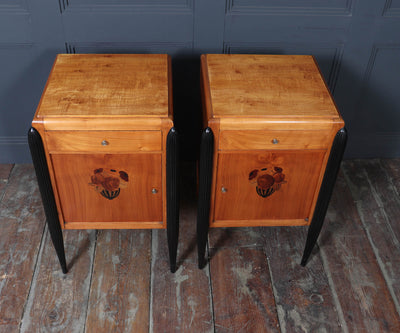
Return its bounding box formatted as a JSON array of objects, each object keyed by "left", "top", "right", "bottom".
[
  {"left": 219, "top": 130, "right": 331, "bottom": 150},
  {"left": 214, "top": 150, "right": 326, "bottom": 223},
  {"left": 51, "top": 153, "right": 163, "bottom": 223},
  {"left": 46, "top": 131, "right": 162, "bottom": 153}
]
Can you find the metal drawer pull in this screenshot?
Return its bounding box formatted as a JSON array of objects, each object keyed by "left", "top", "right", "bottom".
[
  {"left": 152, "top": 188, "right": 158, "bottom": 194},
  {"left": 101, "top": 140, "right": 109, "bottom": 146},
  {"left": 221, "top": 187, "right": 227, "bottom": 193},
  {"left": 272, "top": 138, "right": 279, "bottom": 144}
]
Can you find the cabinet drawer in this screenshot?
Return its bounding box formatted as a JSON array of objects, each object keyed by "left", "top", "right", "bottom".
[
  {"left": 219, "top": 130, "right": 332, "bottom": 150},
  {"left": 46, "top": 131, "right": 161, "bottom": 153}
]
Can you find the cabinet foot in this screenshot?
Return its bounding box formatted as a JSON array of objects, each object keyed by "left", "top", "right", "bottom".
[
  {"left": 167, "top": 127, "right": 179, "bottom": 273},
  {"left": 301, "top": 128, "right": 347, "bottom": 266},
  {"left": 28, "top": 127, "right": 68, "bottom": 274},
  {"left": 197, "top": 128, "right": 214, "bottom": 269}
]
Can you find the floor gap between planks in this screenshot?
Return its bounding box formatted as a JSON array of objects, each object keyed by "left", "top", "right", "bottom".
[{"left": 0, "top": 160, "right": 399, "bottom": 332}]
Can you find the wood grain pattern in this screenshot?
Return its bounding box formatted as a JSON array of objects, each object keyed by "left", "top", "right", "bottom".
[
  {"left": 150, "top": 190, "right": 214, "bottom": 333},
  {"left": 20, "top": 229, "right": 96, "bottom": 333},
  {"left": 204, "top": 54, "right": 341, "bottom": 119},
  {"left": 319, "top": 171, "right": 400, "bottom": 332},
  {"left": 1, "top": 160, "right": 400, "bottom": 332},
  {"left": 218, "top": 119, "right": 340, "bottom": 131},
  {"left": 219, "top": 130, "right": 332, "bottom": 150},
  {"left": 45, "top": 130, "right": 162, "bottom": 153},
  {"left": 0, "top": 164, "right": 13, "bottom": 198},
  {"left": 382, "top": 158, "right": 400, "bottom": 193},
  {"left": 201, "top": 53, "right": 344, "bottom": 233},
  {"left": 150, "top": 233, "right": 214, "bottom": 332},
  {"left": 210, "top": 247, "right": 280, "bottom": 333},
  {"left": 342, "top": 160, "right": 400, "bottom": 314},
  {"left": 0, "top": 165, "right": 46, "bottom": 332},
  {"left": 262, "top": 226, "right": 342, "bottom": 332},
  {"left": 32, "top": 54, "right": 174, "bottom": 233},
  {"left": 208, "top": 226, "right": 270, "bottom": 249},
  {"left": 343, "top": 160, "right": 400, "bottom": 250},
  {"left": 0, "top": 164, "right": 13, "bottom": 180},
  {"left": 40, "top": 117, "right": 165, "bottom": 131},
  {"left": 51, "top": 153, "right": 163, "bottom": 226},
  {"left": 85, "top": 230, "right": 151, "bottom": 333},
  {"left": 317, "top": 172, "right": 374, "bottom": 263},
  {"left": 36, "top": 54, "right": 169, "bottom": 117},
  {"left": 214, "top": 150, "right": 326, "bottom": 223}
]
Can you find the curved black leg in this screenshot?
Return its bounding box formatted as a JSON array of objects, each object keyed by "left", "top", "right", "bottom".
[
  {"left": 28, "top": 127, "right": 68, "bottom": 273},
  {"left": 301, "top": 128, "right": 348, "bottom": 266},
  {"left": 167, "top": 127, "right": 179, "bottom": 273},
  {"left": 197, "top": 128, "right": 214, "bottom": 269}
]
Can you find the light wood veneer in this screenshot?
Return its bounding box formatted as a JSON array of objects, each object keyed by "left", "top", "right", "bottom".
[{"left": 201, "top": 54, "right": 345, "bottom": 228}]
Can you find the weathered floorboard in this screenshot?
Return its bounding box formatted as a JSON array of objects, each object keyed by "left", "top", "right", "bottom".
[
  {"left": 85, "top": 230, "right": 151, "bottom": 333},
  {"left": 0, "top": 164, "right": 13, "bottom": 200},
  {"left": 20, "top": 229, "right": 96, "bottom": 333},
  {"left": 363, "top": 160, "right": 400, "bottom": 243},
  {"left": 343, "top": 160, "right": 400, "bottom": 316},
  {"left": 210, "top": 247, "right": 280, "bottom": 333},
  {"left": 150, "top": 199, "right": 214, "bottom": 333},
  {"left": 208, "top": 226, "right": 265, "bottom": 250},
  {"left": 0, "top": 164, "right": 13, "bottom": 180},
  {"left": 382, "top": 158, "right": 400, "bottom": 193},
  {"left": 320, "top": 169, "right": 400, "bottom": 332},
  {"left": 262, "top": 226, "right": 342, "bottom": 333},
  {"left": 1, "top": 160, "right": 400, "bottom": 332},
  {"left": 0, "top": 165, "right": 46, "bottom": 333},
  {"left": 150, "top": 162, "right": 213, "bottom": 332}
]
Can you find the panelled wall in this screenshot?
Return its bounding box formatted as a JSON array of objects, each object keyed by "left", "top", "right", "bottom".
[{"left": 1, "top": 0, "right": 399, "bottom": 162}]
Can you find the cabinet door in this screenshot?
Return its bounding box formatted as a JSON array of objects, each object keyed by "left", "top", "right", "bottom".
[
  {"left": 51, "top": 153, "right": 162, "bottom": 225},
  {"left": 214, "top": 150, "right": 326, "bottom": 225}
]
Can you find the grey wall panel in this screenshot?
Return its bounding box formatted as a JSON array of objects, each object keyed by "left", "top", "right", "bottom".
[
  {"left": 226, "top": 0, "right": 354, "bottom": 15},
  {"left": 61, "top": 0, "right": 193, "bottom": 43},
  {"left": 65, "top": 42, "right": 193, "bottom": 56},
  {"left": 356, "top": 45, "right": 400, "bottom": 132},
  {"left": 0, "top": 45, "right": 57, "bottom": 163},
  {"left": 59, "top": 0, "right": 192, "bottom": 13},
  {"left": 0, "top": 1, "right": 31, "bottom": 42},
  {"left": 383, "top": 0, "right": 400, "bottom": 16},
  {"left": 0, "top": 0, "right": 400, "bottom": 161}
]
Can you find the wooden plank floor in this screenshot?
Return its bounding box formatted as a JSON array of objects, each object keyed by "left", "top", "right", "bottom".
[{"left": 0, "top": 159, "right": 400, "bottom": 332}]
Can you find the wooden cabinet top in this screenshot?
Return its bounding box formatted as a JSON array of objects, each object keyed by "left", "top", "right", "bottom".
[
  {"left": 33, "top": 54, "right": 172, "bottom": 130},
  {"left": 202, "top": 54, "right": 342, "bottom": 123}
]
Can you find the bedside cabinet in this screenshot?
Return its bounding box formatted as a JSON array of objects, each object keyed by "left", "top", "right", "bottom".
[
  {"left": 197, "top": 54, "right": 347, "bottom": 268},
  {"left": 28, "top": 54, "right": 179, "bottom": 273}
]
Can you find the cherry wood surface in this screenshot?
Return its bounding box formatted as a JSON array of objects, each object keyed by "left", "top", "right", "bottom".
[
  {"left": 51, "top": 153, "right": 163, "bottom": 226},
  {"left": 1, "top": 160, "right": 400, "bottom": 332},
  {"left": 214, "top": 150, "right": 326, "bottom": 224},
  {"left": 219, "top": 129, "right": 332, "bottom": 151},
  {"left": 201, "top": 54, "right": 345, "bottom": 230},
  {"left": 203, "top": 54, "right": 341, "bottom": 119},
  {"left": 31, "top": 54, "right": 174, "bottom": 231},
  {"left": 35, "top": 54, "right": 169, "bottom": 117},
  {"left": 45, "top": 130, "right": 162, "bottom": 153}
]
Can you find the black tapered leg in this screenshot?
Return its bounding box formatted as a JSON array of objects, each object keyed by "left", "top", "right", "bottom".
[
  {"left": 28, "top": 127, "right": 68, "bottom": 273},
  {"left": 167, "top": 127, "right": 179, "bottom": 273},
  {"left": 301, "top": 128, "right": 348, "bottom": 266},
  {"left": 197, "top": 128, "right": 214, "bottom": 269}
]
